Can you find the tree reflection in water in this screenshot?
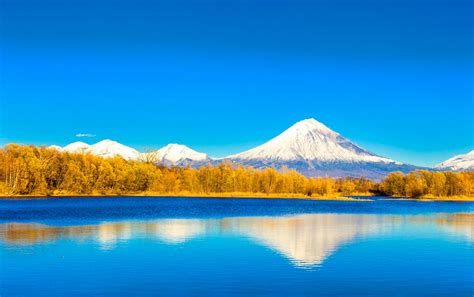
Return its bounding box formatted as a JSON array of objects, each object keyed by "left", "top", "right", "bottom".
[{"left": 1, "top": 213, "right": 471, "bottom": 267}]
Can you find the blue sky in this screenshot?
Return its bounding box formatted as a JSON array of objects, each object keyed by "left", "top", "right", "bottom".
[{"left": 0, "top": 0, "right": 472, "bottom": 166}]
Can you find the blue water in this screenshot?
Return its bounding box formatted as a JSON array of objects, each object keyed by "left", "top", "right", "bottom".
[{"left": 0, "top": 197, "right": 473, "bottom": 296}]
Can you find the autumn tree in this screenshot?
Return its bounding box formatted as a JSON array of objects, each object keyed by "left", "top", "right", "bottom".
[{"left": 1, "top": 145, "right": 472, "bottom": 198}]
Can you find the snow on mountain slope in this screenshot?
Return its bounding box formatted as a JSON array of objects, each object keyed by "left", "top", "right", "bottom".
[
  {"left": 154, "top": 144, "right": 210, "bottom": 166},
  {"left": 88, "top": 140, "right": 140, "bottom": 160},
  {"left": 63, "top": 141, "right": 90, "bottom": 153},
  {"left": 229, "top": 118, "right": 394, "bottom": 163},
  {"left": 60, "top": 140, "right": 140, "bottom": 160},
  {"left": 435, "top": 150, "right": 474, "bottom": 171},
  {"left": 53, "top": 140, "right": 209, "bottom": 164},
  {"left": 226, "top": 118, "right": 418, "bottom": 179}
]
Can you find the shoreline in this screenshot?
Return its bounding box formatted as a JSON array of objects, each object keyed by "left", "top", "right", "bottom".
[
  {"left": 0, "top": 192, "right": 369, "bottom": 201},
  {"left": 0, "top": 193, "right": 473, "bottom": 201},
  {"left": 379, "top": 197, "right": 474, "bottom": 202}
]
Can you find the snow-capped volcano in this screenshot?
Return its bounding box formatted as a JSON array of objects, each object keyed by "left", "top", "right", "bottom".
[
  {"left": 229, "top": 118, "right": 394, "bottom": 163},
  {"left": 58, "top": 140, "right": 140, "bottom": 160},
  {"left": 227, "top": 118, "right": 417, "bottom": 179},
  {"left": 154, "top": 144, "right": 210, "bottom": 166},
  {"left": 435, "top": 150, "right": 474, "bottom": 171}
]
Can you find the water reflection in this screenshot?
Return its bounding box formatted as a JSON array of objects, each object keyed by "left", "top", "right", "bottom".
[
  {"left": 222, "top": 214, "right": 390, "bottom": 267},
  {"left": 435, "top": 213, "right": 474, "bottom": 242},
  {"left": 1, "top": 213, "right": 471, "bottom": 267},
  {"left": 147, "top": 219, "right": 208, "bottom": 243}
]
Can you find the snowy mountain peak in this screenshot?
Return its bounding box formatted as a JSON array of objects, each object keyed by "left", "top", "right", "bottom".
[
  {"left": 435, "top": 150, "right": 474, "bottom": 171},
  {"left": 60, "top": 140, "right": 139, "bottom": 160},
  {"left": 63, "top": 141, "right": 90, "bottom": 153},
  {"left": 89, "top": 139, "right": 140, "bottom": 160},
  {"left": 291, "top": 118, "right": 339, "bottom": 137},
  {"left": 229, "top": 118, "right": 394, "bottom": 163},
  {"left": 157, "top": 144, "right": 209, "bottom": 165},
  {"left": 94, "top": 139, "right": 117, "bottom": 146}
]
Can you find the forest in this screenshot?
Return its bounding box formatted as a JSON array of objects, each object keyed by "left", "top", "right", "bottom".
[{"left": 0, "top": 144, "right": 473, "bottom": 199}]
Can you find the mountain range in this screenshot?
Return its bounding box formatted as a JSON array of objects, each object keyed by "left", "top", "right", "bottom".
[{"left": 50, "top": 118, "right": 473, "bottom": 180}]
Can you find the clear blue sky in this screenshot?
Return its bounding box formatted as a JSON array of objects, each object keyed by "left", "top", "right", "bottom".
[{"left": 0, "top": 0, "right": 473, "bottom": 166}]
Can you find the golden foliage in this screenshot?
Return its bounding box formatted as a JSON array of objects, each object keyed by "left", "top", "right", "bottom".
[
  {"left": 379, "top": 170, "right": 474, "bottom": 198},
  {"left": 0, "top": 145, "right": 472, "bottom": 199}
]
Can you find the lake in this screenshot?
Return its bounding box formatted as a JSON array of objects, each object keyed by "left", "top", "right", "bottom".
[{"left": 0, "top": 197, "right": 473, "bottom": 296}]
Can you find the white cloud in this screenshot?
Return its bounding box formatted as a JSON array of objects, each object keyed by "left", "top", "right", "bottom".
[{"left": 75, "top": 133, "right": 96, "bottom": 138}]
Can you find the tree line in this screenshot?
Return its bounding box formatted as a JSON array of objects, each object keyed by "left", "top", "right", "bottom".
[{"left": 0, "top": 144, "right": 472, "bottom": 198}]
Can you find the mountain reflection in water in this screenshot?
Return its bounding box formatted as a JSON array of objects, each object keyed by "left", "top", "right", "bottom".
[{"left": 1, "top": 213, "right": 472, "bottom": 267}]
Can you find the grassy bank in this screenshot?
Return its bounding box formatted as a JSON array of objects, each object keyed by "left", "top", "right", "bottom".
[
  {"left": 0, "top": 191, "right": 372, "bottom": 201},
  {"left": 2, "top": 192, "right": 473, "bottom": 201},
  {"left": 382, "top": 195, "right": 474, "bottom": 202}
]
